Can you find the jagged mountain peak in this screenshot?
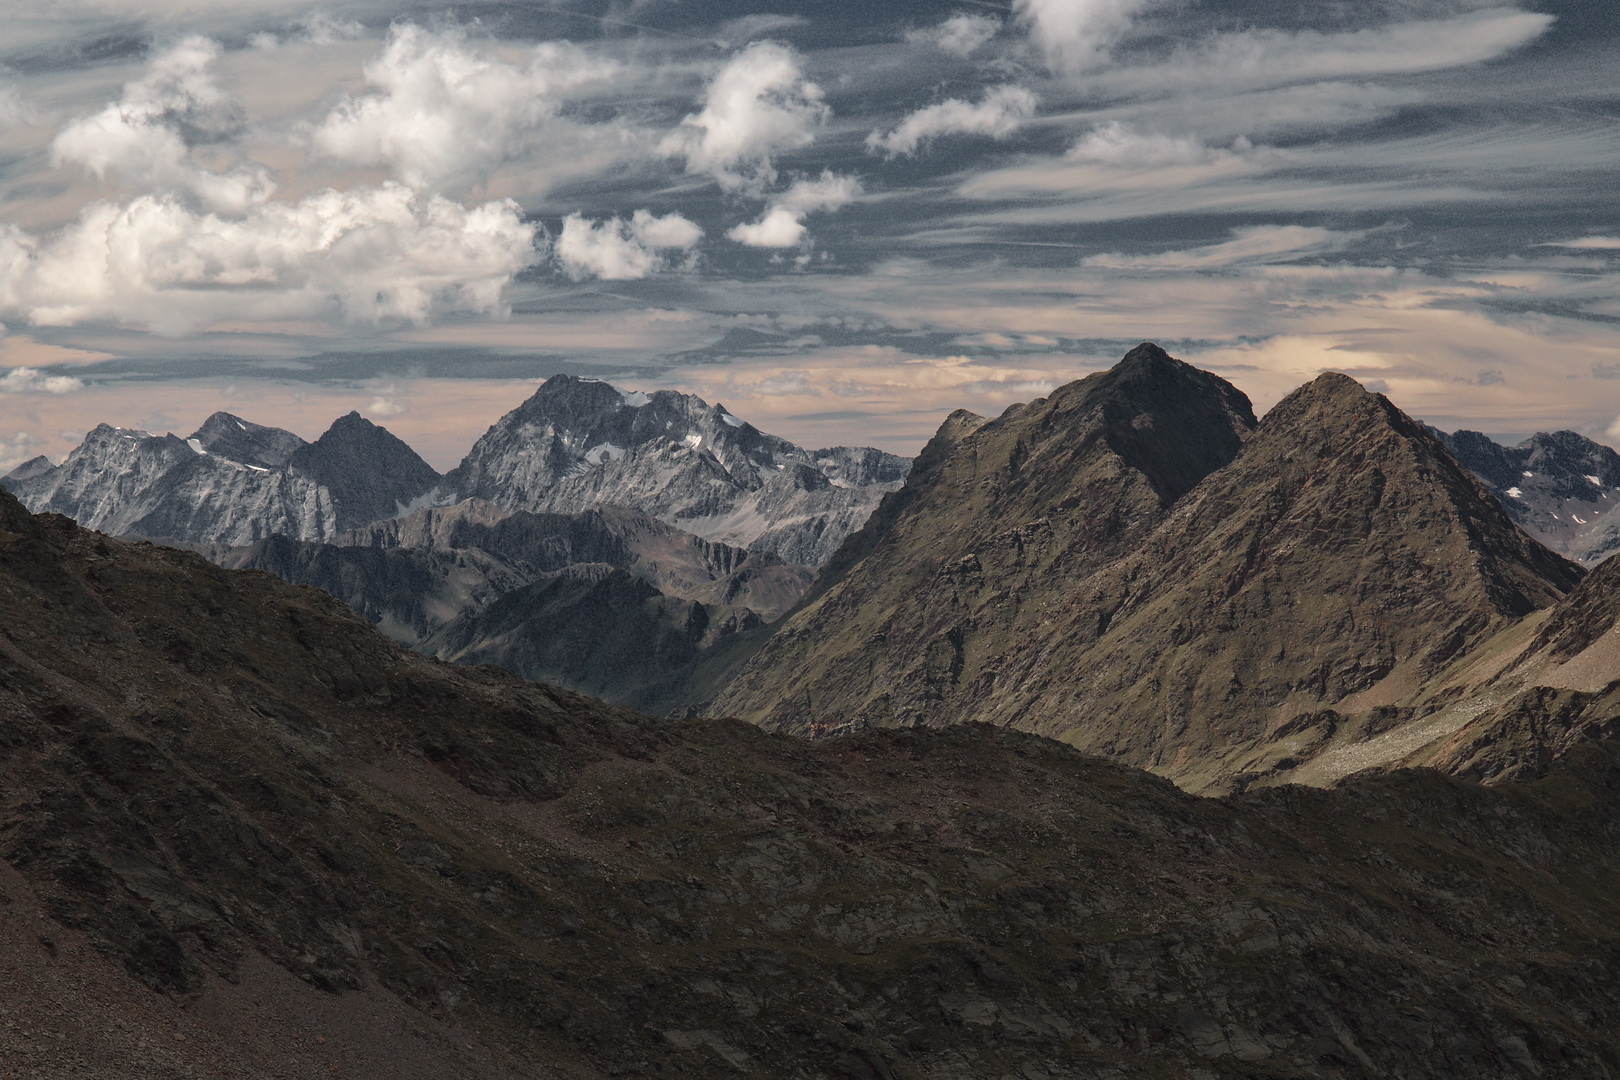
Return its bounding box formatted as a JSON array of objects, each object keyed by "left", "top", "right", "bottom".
[
  {"left": 445, "top": 376, "right": 910, "bottom": 565},
  {"left": 188, "top": 410, "right": 306, "bottom": 469},
  {"left": 2, "top": 455, "right": 54, "bottom": 482},
  {"left": 288, "top": 412, "right": 441, "bottom": 532}
]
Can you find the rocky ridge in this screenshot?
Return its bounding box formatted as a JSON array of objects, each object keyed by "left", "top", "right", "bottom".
[
  {"left": 1433, "top": 426, "right": 1620, "bottom": 564},
  {"left": 714, "top": 347, "right": 1587, "bottom": 794},
  {"left": 2, "top": 411, "right": 440, "bottom": 545},
  {"left": 184, "top": 499, "right": 813, "bottom": 710},
  {"left": 444, "top": 375, "right": 911, "bottom": 565},
  {"left": 3, "top": 484, "right": 1620, "bottom": 1078}
]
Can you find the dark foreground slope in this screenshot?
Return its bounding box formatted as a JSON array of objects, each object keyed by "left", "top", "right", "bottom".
[{"left": 4, "top": 489, "right": 1620, "bottom": 1079}]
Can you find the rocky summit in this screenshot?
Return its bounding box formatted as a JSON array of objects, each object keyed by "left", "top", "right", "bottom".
[
  {"left": 1433, "top": 425, "right": 1620, "bottom": 564},
  {"left": 4, "top": 485, "right": 1620, "bottom": 1079},
  {"left": 713, "top": 348, "right": 1587, "bottom": 794},
  {"left": 2, "top": 411, "right": 440, "bottom": 546},
  {"left": 444, "top": 374, "right": 911, "bottom": 566}
]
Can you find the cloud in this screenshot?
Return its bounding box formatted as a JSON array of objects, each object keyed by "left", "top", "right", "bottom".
[
  {"left": 1014, "top": 0, "right": 1163, "bottom": 74},
  {"left": 1083, "top": 225, "right": 1366, "bottom": 269},
  {"left": 1090, "top": 9, "right": 1555, "bottom": 96},
  {"left": 1067, "top": 122, "right": 1217, "bottom": 167},
  {"left": 1551, "top": 237, "right": 1620, "bottom": 250},
  {"left": 0, "top": 183, "right": 538, "bottom": 333},
  {"left": 52, "top": 36, "right": 275, "bottom": 214},
  {"left": 868, "top": 85, "right": 1037, "bottom": 157},
  {"left": 312, "top": 24, "right": 616, "bottom": 192},
  {"left": 727, "top": 172, "right": 859, "bottom": 248},
  {"left": 555, "top": 210, "right": 704, "bottom": 280},
  {"left": 0, "top": 430, "right": 39, "bottom": 473},
  {"left": 716, "top": 14, "right": 810, "bottom": 46},
  {"left": 0, "top": 367, "right": 84, "bottom": 394},
  {"left": 660, "top": 42, "right": 828, "bottom": 194},
  {"left": 907, "top": 13, "right": 1001, "bottom": 56}
]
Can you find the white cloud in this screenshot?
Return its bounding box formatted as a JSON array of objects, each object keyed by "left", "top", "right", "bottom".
[
  {"left": 0, "top": 183, "right": 538, "bottom": 333},
  {"left": 868, "top": 85, "right": 1037, "bottom": 157},
  {"left": 52, "top": 36, "right": 275, "bottom": 214},
  {"left": 312, "top": 24, "right": 616, "bottom": 192},
  {"left": 727, "top": 172, "right": 859, "bottom": 248},
  {"left": 907, "top": 13, "right": 1001, "bottom": 56},
  {"left": 660, "top": 42, "right": 828, "bottom": 194},
  {"left": 1067, "top": 122, "right": 1216, "bottom": 167},
  {"left": 1083, "top": 225, "right": 1365, "bottom": 269},
  {"left": 1014, "top": 0, "right": 1162, "bottom": 74},
  {"left": 0, "top": 367, "right": 84, "bottom": 395},
  {"left": 1090, "top": 9, "right": 1555, "bottom": 96},
  {"left": 0, "top": 430, "right": 40, "bottom": 473},
  {"left": 556, "top": 209, "right": 704, "bottom": 280},
  {"left": 1551, "top": 237, "right": 1620, "bottom": 250}
]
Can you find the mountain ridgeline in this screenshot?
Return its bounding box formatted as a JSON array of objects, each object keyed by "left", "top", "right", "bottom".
[
  {"left": 2, "top": 377, "right": 908, "bottom": 708},
  {"left": 715, "top": 346, "right": 1599, "bottom": 794},
  {"left": 12, "top": 348, "right": 1620, "bottom": 794}
]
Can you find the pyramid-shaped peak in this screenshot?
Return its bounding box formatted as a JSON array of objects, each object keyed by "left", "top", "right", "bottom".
[{"left": 1261, "top": 370, "right": 1402, "bottom": 434}]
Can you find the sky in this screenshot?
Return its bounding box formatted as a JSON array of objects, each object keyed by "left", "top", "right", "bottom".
[{"left": 0, "top": 0, "right": 1616, "bottom": 471}]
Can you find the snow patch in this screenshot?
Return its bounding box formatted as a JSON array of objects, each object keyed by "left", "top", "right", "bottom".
[
  {"left": 683, "top": 432, "right": 703, "bottom": 450},
  {"left": 720, "top": 411, "right": 744, "bottom": 428},
  {"left": 1522, "top": 471, "right": 1534, "bottom": 478},
  {"left": 585, "top": 443, "right": 627, "bottom": 465},
  {"left": 236, "top": 420, "right": 247, "bottom": 431},
  {"left": 1574, "top": 515, "right": 1589, "bottom": 524},
  {"left": 244, "top": 464, "right": 269, "bottom": 472},
  {"left": 1586, "top": 475, "right": 1603, "bottom": 486},
  {"left": 620, "top": 390, "right": 651, "bottom": 408},
  {"left": 186, "top": 438, "right": 208, "bottom": 456},
  {"left": 1505, "top": 487, "right": 1522, "bottom": 498}
]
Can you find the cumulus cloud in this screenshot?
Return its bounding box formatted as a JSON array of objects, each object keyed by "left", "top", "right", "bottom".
[
  {"left": 1083, "top": 225, "right": 1365, "bottom": 269},
  {"left": 0, "top": 183, "right": 538, "bottom": 333},
  {"left": 660, "top": 42, "right": 828, "bottom": 194},
  {"left": 1067, "top": 122, "right": 1217, "bottom": 167},
  {"left": 0, "top": 367, "right": 84, "bottom": 394},
  {"left": 52, "top": 36, "right": 275, "bottom": 214},
  {"left": 868, "top": 85, "right": 1037, "bottom": 157},
  {"left": 727, "top": 172, "right": 859, "bottom": 248},
  {"left": 312, "top": 24, "right": 616, "bottom": 192},
  {"left": 1014, "top": 0, "right": 1162, "bottom": 74},
  {"left": 555, "top": 210, "right": 704, "bottom": 280},
  {"left": 907, "top": 13, "right": 1001, "bottom": 56}
]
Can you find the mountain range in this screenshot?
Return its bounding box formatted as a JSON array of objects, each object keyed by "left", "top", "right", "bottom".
[
  {"left": 4, "top": 480, "right": 1620, "bottom": 1078},
  {"left": 14, "top": 347, "right": 1620, "bottom": 791},
  {"left": 3, "top": 375, "right": 908, "bottom": 566},
  {"left": 715, "top": 345, "right": 1620, "bottom": 798}
]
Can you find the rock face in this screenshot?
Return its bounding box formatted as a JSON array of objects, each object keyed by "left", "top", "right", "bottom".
[
  {"left": 5, "top": 485, "right": 1620, "bottom": 1079},
  {"left": 444, "top": 374, "right": 910, "bottom": 565},
  {"left": 715, "top": 348, "right": 1584, "bottom": 793},
  {"left": 1433, "top": 426, "right": 1620, "bottom": 564},
  {"left": 190, "top": 410, "right": 307, "bottom": 469},
  {"left": 2, "top": 412, "right": 439, "bottom": 545},
  {"left": 195, "top": 500, "right": 813, "bottom": 711}
]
